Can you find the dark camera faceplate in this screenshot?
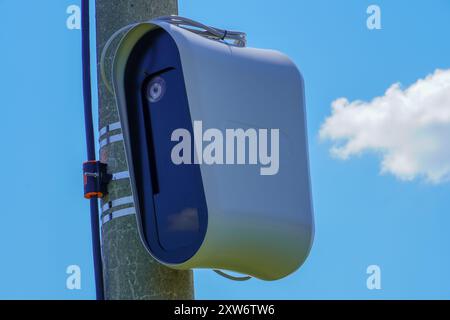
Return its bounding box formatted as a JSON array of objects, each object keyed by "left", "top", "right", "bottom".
[{"left": 123, "top": 28, "right": 208, "bottom": 264}]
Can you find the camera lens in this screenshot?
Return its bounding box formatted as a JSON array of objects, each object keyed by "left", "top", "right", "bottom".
[{"left": 147, "top": 76, "right": 166, "bottom": 103}]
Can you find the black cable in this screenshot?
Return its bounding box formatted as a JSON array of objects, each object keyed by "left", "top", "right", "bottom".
[{"left": 81, "top": 0, "right": 105, "bottom": 300}]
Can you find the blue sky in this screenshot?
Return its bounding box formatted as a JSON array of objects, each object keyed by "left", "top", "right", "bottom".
[{"left": 0, "top": 0, "right": 450, "bottom": 299}]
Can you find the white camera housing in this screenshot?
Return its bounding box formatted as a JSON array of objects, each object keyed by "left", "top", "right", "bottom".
[{"left": 112, "top": 18, "right": 314, "bottom": 280}]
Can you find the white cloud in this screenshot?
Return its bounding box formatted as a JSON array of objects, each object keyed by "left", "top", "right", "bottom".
[{"left": 319, "top": 69, "right": 450, "bottom": 184}]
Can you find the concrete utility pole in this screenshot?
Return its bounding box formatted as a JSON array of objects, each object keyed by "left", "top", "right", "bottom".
[{"left": 95, "top": 0, "right": 194, "bottom": 300}]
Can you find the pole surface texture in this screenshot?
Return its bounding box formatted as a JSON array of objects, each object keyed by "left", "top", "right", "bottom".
[{"left": 95, "top": 0, "right": 195, "bottom": 300}]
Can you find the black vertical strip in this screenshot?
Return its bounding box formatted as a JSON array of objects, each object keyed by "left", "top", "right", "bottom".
[{"left": 141, "top": 76, "right": 161, "bottom": 195}]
